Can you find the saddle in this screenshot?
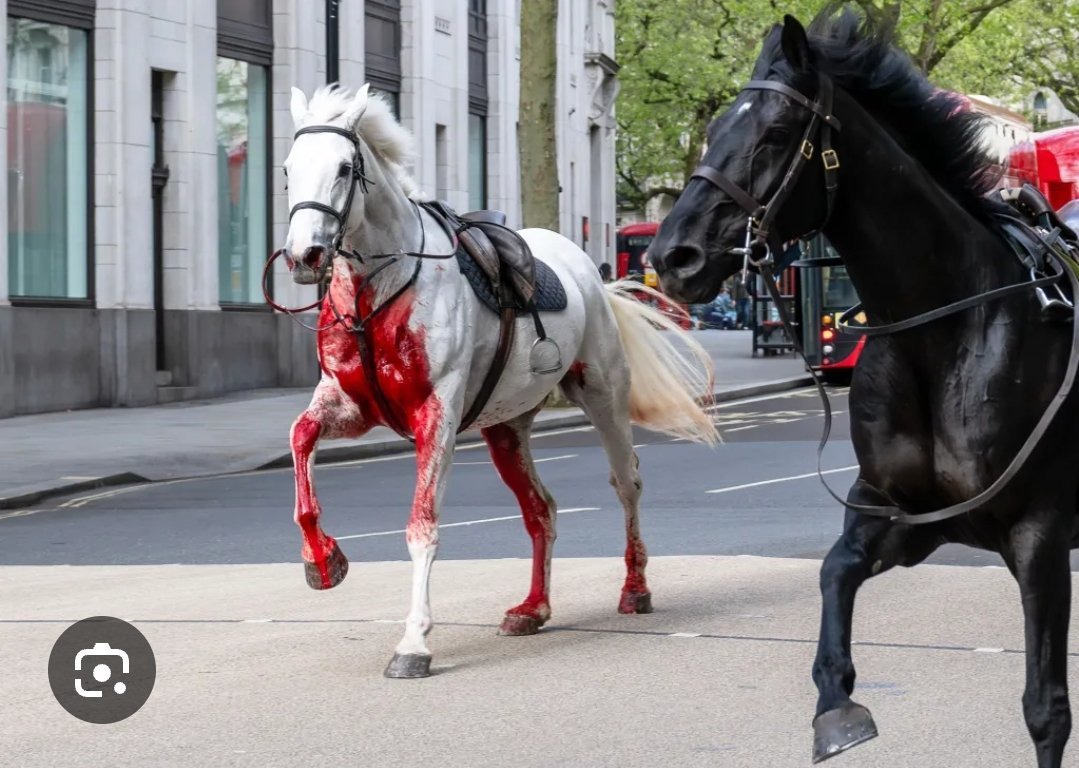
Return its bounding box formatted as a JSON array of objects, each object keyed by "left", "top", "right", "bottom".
[
  {"left": 424, "top": 202, "right": 566, "bottom": 313},
  {"left": 419, "top": 201, "right": 567, "bottom": 433},
  {"left": 995, "top": 184, "right": 1079, "bottom": 322}
]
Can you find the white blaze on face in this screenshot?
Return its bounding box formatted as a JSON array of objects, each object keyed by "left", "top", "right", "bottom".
[{"left": 737, "top": 99, "right": 754, "bottom": 115}]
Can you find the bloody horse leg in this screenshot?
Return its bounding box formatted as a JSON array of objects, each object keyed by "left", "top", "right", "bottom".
[
  {"left": 1007, "top": 510, "right": 1073, "bottom": 768},
  {"left": 290, "top": 409, "right": 349, "bottom": 590},
  {"left": 559, "top": 357, "right": 651, "bottom": 614},
  {"left": 483, "top": 409, "right": 557, "bottom": 636},
  {"left": 384, "top": 396, "right": 455, "bottom": 679},
  {"left": 812, "top": 485, "right": 940, "bottom": 763}
]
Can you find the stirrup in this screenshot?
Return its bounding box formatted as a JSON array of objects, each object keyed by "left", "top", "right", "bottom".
[
  {"left": 530, "top": 337, "right": 562, "bottom": 374},
  {"left": 1033, "top": 268, "right": 1074, "bottom": 322}
]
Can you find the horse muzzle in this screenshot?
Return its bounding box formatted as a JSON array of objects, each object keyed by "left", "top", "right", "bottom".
[{"left": 283, "top": 244, "right": 332, "bottom": 285}]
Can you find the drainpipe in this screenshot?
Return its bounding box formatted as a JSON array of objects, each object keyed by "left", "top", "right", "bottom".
[{"left": 326, "top": 0, "right": 340, "bottom": 85}]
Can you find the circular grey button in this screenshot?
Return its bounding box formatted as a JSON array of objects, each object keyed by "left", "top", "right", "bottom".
[{"left": 48, "top": 616, "right": 156, "bottom": 724}]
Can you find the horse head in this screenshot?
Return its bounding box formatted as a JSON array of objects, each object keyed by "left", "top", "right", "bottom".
[
  {"left": 649, "top": 15, "right": 835, "bottom": 304},
  {"left": 281, "top": 84, "right": 418, "bottom": 285}
]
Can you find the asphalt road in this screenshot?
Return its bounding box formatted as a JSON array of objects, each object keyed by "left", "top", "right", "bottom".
[{"left": 0, "top": 387, "right": 1014, "bottom": 568}]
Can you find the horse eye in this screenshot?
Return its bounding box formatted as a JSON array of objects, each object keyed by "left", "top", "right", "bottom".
[{"left": 338, "top": 163, "right": 351, "bottom": 178}]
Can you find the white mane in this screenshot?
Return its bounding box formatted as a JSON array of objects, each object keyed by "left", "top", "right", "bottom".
[{"left": 305, "top": 85, "right": 421, "bottom": 200}]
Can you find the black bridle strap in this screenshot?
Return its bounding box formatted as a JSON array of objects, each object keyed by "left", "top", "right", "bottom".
[
  {"left": 691, "top": 165, "right": 763, "bottom": 214},
  {"left": 744, "top": 80, "right": 842, "bottom": 130},
  {"left": 690, "top": 73, "right": 841, "bottom": 256},
  {"left": 762, "top": 251, "right": 1079, "bottom": 527},
  {"left": 838, "top": 267, "right": 1063, "bottom": 336}
]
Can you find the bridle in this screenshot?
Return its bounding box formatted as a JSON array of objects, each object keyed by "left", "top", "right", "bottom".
[
  {"left": 690, "top": 72, "right": 841, "bottom": 279},
  {"left": 261, "top": 123, "right": 458, "bottom": 329}
]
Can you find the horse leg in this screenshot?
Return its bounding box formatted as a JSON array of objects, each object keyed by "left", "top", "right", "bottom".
[
  {"left": 384, "top": 397, "right": 456, "bottom": 679},
  {"left": 812, "top": 484, "right": 942, "bottom": 763},
  {"left": 1006, "top": 511, "right": 1073, "bottom": 768},
  {"left": 560, "top": 359, "right": 651, "bottom": 614},
  {"left": 482, "top": 407, "right": 558, "bottom": 636},
  {"left": 291, "top": 383, "right": 366, "bottom": 590}
]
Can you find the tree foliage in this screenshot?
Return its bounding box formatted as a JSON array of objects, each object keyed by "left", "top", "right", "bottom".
[{"left": 615, "top": 0, "right": 1033, "bottom": 211}]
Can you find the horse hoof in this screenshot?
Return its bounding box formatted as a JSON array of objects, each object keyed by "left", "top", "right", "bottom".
[
  {"left": 812, "top": 703, "right": 878, "bottom": 763},
  {"left": 499, "top": 614, "right": 542, "bottom": 636},
  {"left": 384, "top": 653, "right": 432, "bottom": 679},
  {"left": 618, "top": 591, "right": 653, "bottom": 614},
  {"left": 304, "top": 542, "right": 349, "bottom": 590}
]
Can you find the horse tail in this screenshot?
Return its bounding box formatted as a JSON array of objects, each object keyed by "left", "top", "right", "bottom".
[{"left": 603, "top": 280, "right": 719, "bottom": 445}]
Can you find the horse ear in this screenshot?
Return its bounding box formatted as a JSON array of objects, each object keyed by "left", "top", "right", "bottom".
[
  {"left": 290, "top": 87, "right": 309, "bottom": 128},
  {"left": 781, "top": 15, "right": 811, "bottom": 72},
  {"left": 343, "top": 83, "right": 372, "bottom": 129}
]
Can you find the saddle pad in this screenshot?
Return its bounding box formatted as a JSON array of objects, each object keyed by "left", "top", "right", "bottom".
[{"left": 456, "top": 245, "right": 568, "bottom": 314}]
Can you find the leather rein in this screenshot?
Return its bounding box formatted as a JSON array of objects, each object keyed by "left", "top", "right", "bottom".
[
  {"left": 694, "top": 73, "right": 1079, "bottom": 526},
  {"left": 261, "top": 124, "right": 464, "bottom": 442}
]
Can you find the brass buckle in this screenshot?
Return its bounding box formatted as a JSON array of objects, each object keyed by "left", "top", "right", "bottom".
[
  {"left": 800, "top": 140, "right": 814, "bottom": 160},
  {"left": 822, "top": 149, "right": 840, "bottom": 170}
]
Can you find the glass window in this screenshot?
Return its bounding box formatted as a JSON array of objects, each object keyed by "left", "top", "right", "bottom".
[
  {"left": 468, "top": 113, "right": 486, "bottom": 211},
  {"left": 216, "top": 57, "right": 268, "bottom": 305},
  {"left": 7, "top": 17, "right": 89, "bottom": 299}
]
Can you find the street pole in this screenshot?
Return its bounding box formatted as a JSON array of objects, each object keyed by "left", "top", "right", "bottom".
[
  {"left": 326, "top": 0, "right": 340, "bottom": 85},
  {"left": 320, "top": 0, "right": 340, "bottom": 306}
]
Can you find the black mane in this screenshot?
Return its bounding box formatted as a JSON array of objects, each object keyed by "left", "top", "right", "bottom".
[{"left": 764, "top": 6, "right": 1000, "bottom": 217}]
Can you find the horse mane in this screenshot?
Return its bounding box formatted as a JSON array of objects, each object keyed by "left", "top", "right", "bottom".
[
  {"left": 765, "top": 5, "right": 1001, "bottom": 218},
  {"left": 306, "top": 85, "right": 422, "bottom": 200}
]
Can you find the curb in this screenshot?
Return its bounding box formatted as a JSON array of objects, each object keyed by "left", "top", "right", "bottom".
[{"left": 0, "top": 374, "right": 813, "bottom": 511}]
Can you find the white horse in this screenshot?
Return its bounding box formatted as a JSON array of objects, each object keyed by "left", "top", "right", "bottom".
[{"left": 279, "top": 84, "right": 718, "bottom": 678}]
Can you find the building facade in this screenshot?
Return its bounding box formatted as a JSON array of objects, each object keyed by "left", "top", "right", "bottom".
[{"left": 0, "top": 0, "right": 617, "bottom": 416}]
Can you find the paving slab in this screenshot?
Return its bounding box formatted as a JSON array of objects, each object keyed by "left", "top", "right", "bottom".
[{"left": 0, "top": 555, "right": 1066, "bottom": 767}]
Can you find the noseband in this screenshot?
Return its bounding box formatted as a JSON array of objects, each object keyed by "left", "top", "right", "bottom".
[
  {"left": 288, "top": 124, "right": 375, "bottom": 257},
  {"left": 690, "top": 72, "right": 841, "bottom": 276}
]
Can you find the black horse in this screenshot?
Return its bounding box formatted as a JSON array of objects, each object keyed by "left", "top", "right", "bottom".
[{"left": 650, "top": 7, "right": 1079, "bottom": 767}]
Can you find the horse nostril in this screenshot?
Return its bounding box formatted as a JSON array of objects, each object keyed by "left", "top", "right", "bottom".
[
  {"left": 664, "top": 245, "right": 705, "bottom": 275},
  {"left": 301, "top": 245, "right": 327, "bottom": 270}
]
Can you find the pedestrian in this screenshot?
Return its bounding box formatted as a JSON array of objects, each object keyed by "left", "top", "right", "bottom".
[{"left": 598, "top": 262, "right": 613, "bottom": 282}]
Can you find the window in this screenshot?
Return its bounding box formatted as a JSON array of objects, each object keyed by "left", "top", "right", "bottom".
[
  {"left": 468, "top": 0, "right": 487, "bottom": 211},
  {"left": 366, "top": 0, "right": 401, "bottom": 110},
  {"left": 217, "top": 0, "right": 271, "bottom": 305},
  {"left": 216, "top": 57, "right": 268, "bottom": 304},
  {"left": 468, "top": 114, "right": 486, "bottom": 211},
  {"left": 7, "top": 16, "right": 89, "bottom": 299}
]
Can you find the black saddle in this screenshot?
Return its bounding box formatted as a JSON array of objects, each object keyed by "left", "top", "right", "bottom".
[
  {"left": 425, "top": 201, "right": 567, "bottom": 314},
  {"left": 995, "top": 184, "right": 1078, "bottom": 322}
]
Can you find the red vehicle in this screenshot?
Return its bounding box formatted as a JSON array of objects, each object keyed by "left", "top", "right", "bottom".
[
  {"left": 1007, "top": 127, "right": 1079, "bottom": 208},
  {"left": 615, "top": 221, "right": 693, "bottom": 329},
  {"left": 794, "top": 237, "right": 865, "bottom": 380}
]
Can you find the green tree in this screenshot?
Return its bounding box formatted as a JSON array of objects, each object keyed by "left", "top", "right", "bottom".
[
  {"left": 616, "top": 0, "right": 817, "bottom": 211},
  {"left": 615, "top": 0, "right": 1027, "bottom": 213},
  {"left": 850, "top": 0, "right": 1020, "bottom": 75}
]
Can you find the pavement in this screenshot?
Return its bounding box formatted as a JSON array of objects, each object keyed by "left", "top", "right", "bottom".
[
  {"left": 0, "top": 556, "right": 1065, "bottom": 767},
  {"left": 0, "top": 330, "right": 809, "bottom": 509}
]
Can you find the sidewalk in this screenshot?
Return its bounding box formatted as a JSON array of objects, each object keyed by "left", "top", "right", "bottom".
[{"left": 0, "top": 330, "right": 808, "bottom": 508}]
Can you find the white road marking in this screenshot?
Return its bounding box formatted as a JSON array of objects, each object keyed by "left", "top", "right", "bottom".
[
  {"left": 974, "top": 647, "right": 1005, "bottom": 653},
  {"left": 707, "top": 387, "right": 848, "bottom": 410},
  {"left": 669, "top": 632, "right": 702, "bottom": 638},
  {"left": 336, "top": 506, "right": 601, "bottom": 541},
  {"left": 706, "top": 466, "right": 859, "bottom": 494},
  {"left": 455, "top": 453, "right": 577, "bottom": 467},
  {"left": 725, "top": 425, "right": 758, "bottom": 432},
  {"left": 534, "top": 454, "right": 577, "bottom": 463}
]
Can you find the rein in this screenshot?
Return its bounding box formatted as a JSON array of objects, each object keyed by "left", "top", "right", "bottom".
[{"left": 708, "top": 72, "right": 1079, "bottom": 526}]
